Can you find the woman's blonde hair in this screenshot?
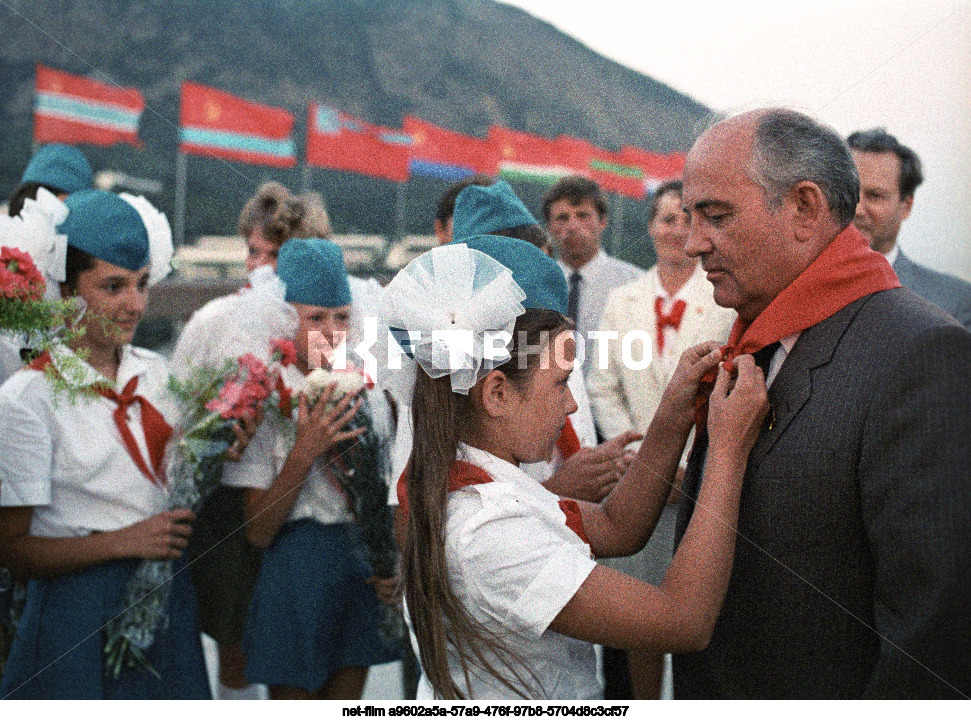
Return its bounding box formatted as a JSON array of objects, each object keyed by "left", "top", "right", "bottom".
[{"left": 237, "top": 182, "right": 332, "bottom": 245}]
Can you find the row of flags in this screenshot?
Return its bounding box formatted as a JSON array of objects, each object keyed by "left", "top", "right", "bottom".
[{"left": 31, "top": 64, "right": 684, "bottom": 198}]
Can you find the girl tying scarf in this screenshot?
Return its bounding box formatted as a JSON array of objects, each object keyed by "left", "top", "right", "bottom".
[{"left": 389, "top": 237, "right": 769, "bottom": 699}]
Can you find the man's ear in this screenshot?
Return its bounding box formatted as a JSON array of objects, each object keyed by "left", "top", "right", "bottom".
[
  {"left": 478, "top": 369, "right": 510, "bottom": 419},
  {"left": 789, "top": 180, "right": 827, "bottom": 242},
  {"left": 899, "top": 193, "right": 914, "bottom": 222}
]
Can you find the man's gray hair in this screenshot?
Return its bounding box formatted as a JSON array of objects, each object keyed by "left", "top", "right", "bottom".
[{"left": 749, "top": 109, "right": 859, "bottom": 228}]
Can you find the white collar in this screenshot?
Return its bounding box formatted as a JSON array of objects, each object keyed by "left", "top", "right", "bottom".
[
  {"left": 47, "top": 343, "right": 148, "bottom": 390},
  {"left": 651, "top": 262, "right": 703, "bottom": 304},
  {"left": 882, "top": 244, "right": 900, "bottom": 267},
  {"left": 457, "top": 442, "right": 545, "bottom": 490},
  {"left": 558, "top": 248, "right": 607, "bottom": 279}
]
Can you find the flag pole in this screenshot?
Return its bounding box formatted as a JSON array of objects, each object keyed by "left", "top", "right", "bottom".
[
  {"left": 611, "top": 191, "right": 625, "bottom": 256},
  {"left": 301, "top": 164, "right": 312, "bottom": 194},
  {"left": 394, "top": 178, "right": 408, "bottom": 243},
  {"left": 174, "top": 151, "right": 187, "bottom": 247}
]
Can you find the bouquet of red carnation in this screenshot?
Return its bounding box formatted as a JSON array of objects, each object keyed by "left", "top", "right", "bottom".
[
  {"left": 0, "top": 247, "right": 45, "bottom": 302},
  {"left": 0, "top": 246, "right": 59, "bottom": 334},
  {"left": 104, "top": 340, "right": 296, "bottom": 679}
]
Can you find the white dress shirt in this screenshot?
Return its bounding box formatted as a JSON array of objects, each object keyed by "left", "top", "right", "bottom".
[{"left": 558, "top": 250, "right": 645, "bottom": 376}]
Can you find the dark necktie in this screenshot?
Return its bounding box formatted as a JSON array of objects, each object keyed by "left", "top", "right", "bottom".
[
  {"left": 753, "top": 341, "right": 780, "bottom": 376},
  {"left": 567, "top": 271, "right": 581, "bottom": 324}
]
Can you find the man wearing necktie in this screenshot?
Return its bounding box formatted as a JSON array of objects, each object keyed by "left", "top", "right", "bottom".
[
  {"left": 544, "top": 176, "right": 644, "bottom": 377},
  {"left": 674, "top": 108, "right": 971, "bottom": 698},
  {"left": 587, "top": 179, "right": 735, "bottom": 698}
]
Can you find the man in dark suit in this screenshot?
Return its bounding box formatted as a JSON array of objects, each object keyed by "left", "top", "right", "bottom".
[
  {"left": 848, "top": 128, "right": 971, "bottom": 329},
  {"left": 674, "top": 108, "right": 971, "bottom": 698}
]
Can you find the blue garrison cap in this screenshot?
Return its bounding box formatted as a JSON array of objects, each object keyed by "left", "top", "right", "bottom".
[
  {"left": 464, "top": 235, "right": 568, "bottom": 316},
  {"left": 59, "top": 190, "right": 149, "bottom": 271},
  {"left": 277, "top": 237, "right": 352, "bottom": 308},
  {"left": 452, "top": 180, "right": 539, "bottom": 241},
  {"left": 21, "top": 144, "right": 93, "bottom": 194}
]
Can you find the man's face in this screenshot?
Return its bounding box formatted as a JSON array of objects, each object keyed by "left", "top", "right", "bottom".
[
  {"left": 546, "top": 197, "right": 607, "bottom": 269},
  {"left": 682, "top": 122, "right": 796, "bottom": 323},
  {"left": 851, "top": 150, "right": 913, "bottom": 255}
]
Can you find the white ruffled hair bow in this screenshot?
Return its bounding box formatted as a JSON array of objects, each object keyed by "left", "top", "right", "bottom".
[
  {"left": 118, "top": 192, "right": 173, "bottom": 286},
  {"left": 378, "top": 243, "right": 526, "bottom": 397}
]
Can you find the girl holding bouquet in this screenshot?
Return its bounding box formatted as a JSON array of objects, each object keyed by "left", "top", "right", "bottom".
[
  {"left": 387, "top": 237, "right": 769, "bottom": 699},
  {"left": 171, "top": 181, "right": 329, "bottom": 700},
  {"left": 0, "top": 190, "right": 215, "bottom": 698},
  {"left": 227, "top": 237, "right": 399, "bottom": 699}
]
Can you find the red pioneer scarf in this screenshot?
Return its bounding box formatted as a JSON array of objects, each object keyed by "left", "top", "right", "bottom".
[
  {"left": 555, "top": 416, "right": 581, "bottom": 460},
  {"left": 397, "top": 459, "right": 590, "bottom": 544},
  {"left": 655, "top": 297, "right": 687, "bottom": 354},
  {"left": 30, "top": 351, "right": 172, "bottom": 486},
  {"left": 695, "top": 225, "right": 899, "bottom": 427}
]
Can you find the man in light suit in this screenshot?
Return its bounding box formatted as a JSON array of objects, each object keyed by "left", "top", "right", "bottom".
[
  {"left": 848, "top": 128, "right": 971, "bottom": 330},
  {"left": 588, "top": 179, "right": 734, "bottom": 698},
  {"left": 675, "top": 108, "right": 971, "bottom": 698}
]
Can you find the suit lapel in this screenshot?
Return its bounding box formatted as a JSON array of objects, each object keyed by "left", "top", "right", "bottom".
[{"left": 748, "top": 295, "right": 871, "bottom": 470}]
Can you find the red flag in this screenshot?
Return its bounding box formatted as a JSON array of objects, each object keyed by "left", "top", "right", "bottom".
[
  {"left": 488, "top": 126, "right": 579, "bottom": 185},
  {"left": 306, "top": 103, "right": 411, "bottom": 183},
  {"left": 557, "top": 135, "right": 644, "bottom": 199},
  {"left": 403, "top": 116, "right": 491, "bottom": 180},
  {"left": 33, "top": 64, "right": 144, "bottom": 147},
  {"left": 620, "top": 146, "right": 685, "bottom": 193},
  {"left": 179, "top": 82, "right": 296, "bottom": 167}
]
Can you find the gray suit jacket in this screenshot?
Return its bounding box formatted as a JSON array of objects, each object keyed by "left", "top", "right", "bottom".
[
  {"left": 894, "top": 250, "right": 971, "bottom": 330},
  {"left": 674, "top": 288, "right": 971, "bottom": 699}
]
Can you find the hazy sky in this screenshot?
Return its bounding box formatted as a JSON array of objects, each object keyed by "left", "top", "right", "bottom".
[{"left": 503, "top": 0, "right": 971, "bottom": 281}]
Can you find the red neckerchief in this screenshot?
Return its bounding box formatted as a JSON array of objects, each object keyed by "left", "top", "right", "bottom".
[
  {"left": 694, "top": 225, "right": 900, "bottom": 428},
  {"left": 29, "top": 351, "right": 172, "bottom": 486},
  {"left": 654, "top": 297, "right": 687, "bottom": 354},
  {"left": 555, "top": 416, "right": 581, "bottom": 460},
  {"left": 397, "top": 459, "right": 590, "bottom": 544}
]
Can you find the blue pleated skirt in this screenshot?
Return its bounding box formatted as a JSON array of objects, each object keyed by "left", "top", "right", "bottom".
[
  {"left": 243, "top": 519, "right": 401, "bottom": 691},
  {"left": 0, "top": 558, "right": 210, "bottom": 699}
]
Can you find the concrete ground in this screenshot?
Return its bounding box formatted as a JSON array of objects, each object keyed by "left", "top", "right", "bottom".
[{"left": 202, "top": 633, "right": 404, "bottom": 700}]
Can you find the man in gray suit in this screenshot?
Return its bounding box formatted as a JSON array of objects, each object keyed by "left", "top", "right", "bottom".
[
  {"left": 674, "top": 108, "right": 971, "bottom": 698},
  {"left": 848, "top": 128, "right": 971, "bottom": 329}
]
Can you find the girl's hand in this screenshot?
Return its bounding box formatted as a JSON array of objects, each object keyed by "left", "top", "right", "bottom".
[
  {"left": 707, "top": 355, "right": 770, "bottom": 459},
  {"left": 291, "top": 382, "right": 366, "bottom": 466},
  {"left": 109, "top": 509, "right": 195, "bottom": 561},
  {"left": 226, "top": 405, "right": 264, "bottom": 462},
  {"left": 659, "top": 342, "right": 723, "bottom": 419}
]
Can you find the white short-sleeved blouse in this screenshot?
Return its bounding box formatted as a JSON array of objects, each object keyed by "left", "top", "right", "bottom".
[
  {"left": 0, "top": 346, "right": 176, "bottom": 538},
  {"left": 416, "top": 444, "right": 601, "bottom": 700}
]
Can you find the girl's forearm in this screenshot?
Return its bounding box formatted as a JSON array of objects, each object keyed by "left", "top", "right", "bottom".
[
  {"left": 1, "top": 531, "right": 123, "bottom": 579},
  {"left": 657, "top": 448, "right": 745, "bottom": 642},
  {"left": 588, "top": 404, "right": 693, "bottom": 556}
]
